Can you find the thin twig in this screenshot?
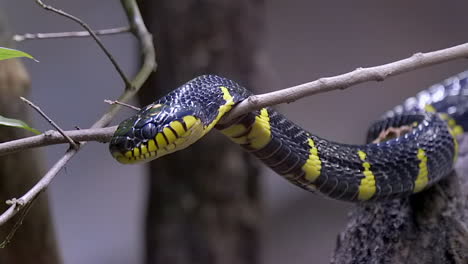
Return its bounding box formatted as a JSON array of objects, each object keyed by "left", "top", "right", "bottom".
[
  {"left": 104, "top": 99, "right": 141, "bottom": 111},
  {"left": 0, "top": 0, "right": 156, "bottom": 226},
  {"left": 86, "top": 0, "right": 156, "bottom": 128},
  {"left": 20, "top": 97, "right": 79, "bottom": 149},
  {"left": 220, "top": 42, "right": 468, "bottom": 124},
  {"left": 34, "top": 0, "right": 133, "bottom": 89},
  {"left": 121, "top": 0, "right": 157, "bottom": 90},
  {"left": 13, "top": 26, "right": 130, "bottom": 42},
  {"left": 0, "top": 195, "right": 36, "bottom": 247}
]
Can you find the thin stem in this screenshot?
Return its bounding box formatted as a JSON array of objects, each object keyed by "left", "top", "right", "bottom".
[
  {"left": 13, "top": 26, "right": 130, "bottom": 42},
  {"left": 104, "top": 99, "right": 141, "bottom": 111},
  {"left": 20, "top": 97, "right": 79, "bottom": 149},
  {"left": 34, "top": 0, "right": 133, "bottom": 89}
]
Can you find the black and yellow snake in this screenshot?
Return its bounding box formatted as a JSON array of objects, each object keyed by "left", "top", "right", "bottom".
[{"left": 109, "top": 72, "right": 468, "bottom": 202}]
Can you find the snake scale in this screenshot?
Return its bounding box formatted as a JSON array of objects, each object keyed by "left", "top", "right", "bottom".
[{"left": 109, "top": 71, "right": 468, "bottom": 202}]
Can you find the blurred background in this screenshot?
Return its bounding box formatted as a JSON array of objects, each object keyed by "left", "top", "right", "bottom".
[{"left": 1, "top": 1, "right": 468, "bottom": 263}]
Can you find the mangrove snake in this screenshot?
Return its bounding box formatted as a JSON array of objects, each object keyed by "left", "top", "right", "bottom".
[{"left": 109, "top": 72, "right": 468, "bottom": 202}]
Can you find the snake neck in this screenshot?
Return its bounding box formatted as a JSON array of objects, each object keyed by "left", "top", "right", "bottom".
[
  {"left": 214, "top": 72, "right": 468, "bottom": 202},
  {"left": 217, "top": 107, "right": 455, "bottom": 202}
]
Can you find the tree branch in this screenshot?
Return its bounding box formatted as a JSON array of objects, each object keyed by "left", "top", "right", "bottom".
[
  {"left": 220, "top": 42, "right": 468, "bottom": 124},
  {"left": 0, "top": 149, "right": 76, "bottom": 225},
  {"left": 0, "top": 126, "right": 115, "bottom": 156},
  {"left": 0, "top": 0, "right": 155, "bottom": 226}
]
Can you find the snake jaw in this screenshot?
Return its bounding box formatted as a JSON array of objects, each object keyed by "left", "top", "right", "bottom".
[
  {"left": 109, "top": 105, "right": 205, "bottom": 164},
  {"left": 143, "top": 117, "right": 204, "bottom": 161}
]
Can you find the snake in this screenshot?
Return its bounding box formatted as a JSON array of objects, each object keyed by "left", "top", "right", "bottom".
[{"left": 109, "top": 71, "right": 468, "bottom": 202}]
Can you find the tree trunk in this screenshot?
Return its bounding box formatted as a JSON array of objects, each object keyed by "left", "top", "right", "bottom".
[
  {"left": 0, "top": 17, "right": 61, "bottom": 264},
  {"left": 139, "top": 1, "right": 266, "bottom": 264},
  {"left": 331, "top": 138, "right": 468, "bottom": 263}
]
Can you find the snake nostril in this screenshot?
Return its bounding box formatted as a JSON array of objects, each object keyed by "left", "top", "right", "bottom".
[
  {"left": 123, "top": 137, "right": 134, "bottom": 150},
  {"left": 110, "top": 136, "right": 133, "bottom": 153}
]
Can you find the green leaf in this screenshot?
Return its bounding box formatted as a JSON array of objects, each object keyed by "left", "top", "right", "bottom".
[
  {"left": 0, "top": 115, "right": 41, "bottom": 135},
  {"left": 0, "top": 47, "right": 38, "bottom": 62}
]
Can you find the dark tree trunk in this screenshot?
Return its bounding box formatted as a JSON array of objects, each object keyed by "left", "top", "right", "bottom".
[
  {"left": 139, "top": 1, "right": 266, "bottom": 264},
  {"left": 0, "top": 18, "right": 61, "bottom": 264},
  {"left": 331, "top": 139, "right": 468, "bottom": 263}
]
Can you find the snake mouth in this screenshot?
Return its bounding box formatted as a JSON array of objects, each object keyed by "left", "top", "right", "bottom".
[
  {"left": 111, "top": 116, "right": 203, "bottom": 164},
  {"left": 109, "top": 104, "right": 204, "bottom": 164}
]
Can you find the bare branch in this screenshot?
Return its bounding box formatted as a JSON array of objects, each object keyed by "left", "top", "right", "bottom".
[
  {"left": 0, "top": 126, "right": 116, "bottom": 156},
  {"left": 0, "top": 0, "right": 156, "bottom": 226},
  {"left": 20, "top": 97, "right": 79, "bottom": 149},
  {"left": 220, "top": 42, "right": 468, "bottom": 124},
  {"left": 34, "top": 0, "right": 133, "bottom": 88},
  {"left": 0, "top": 148, "right": 77, "bottom": 225},
  {"left": 13, "top": 26, "right": 130, "bottom": 42}
]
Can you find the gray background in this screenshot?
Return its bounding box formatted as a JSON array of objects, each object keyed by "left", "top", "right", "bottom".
[{"left": 2, "top": 1, "right": 468, "bottom": 263}]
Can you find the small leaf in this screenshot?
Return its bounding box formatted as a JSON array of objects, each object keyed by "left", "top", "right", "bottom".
[
  {"left": 0, "top": 47, "right": 38, "bottom": 62},
  {"left": 0, "top": 115, "right": 41, "bottom": 134}
]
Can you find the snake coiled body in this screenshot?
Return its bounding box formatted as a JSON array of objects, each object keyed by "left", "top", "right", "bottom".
[{"left": 110, "top": 72, "right": 468, "bottom": 202}]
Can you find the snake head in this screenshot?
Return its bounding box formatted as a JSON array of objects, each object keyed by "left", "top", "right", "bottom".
[{"left": 109, "top": 103, "right": 203, "bottom": 164}]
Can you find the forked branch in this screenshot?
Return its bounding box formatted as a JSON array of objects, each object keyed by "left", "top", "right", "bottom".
[{"left": 0, "top": 0, "right": 156, "bottom": 226}]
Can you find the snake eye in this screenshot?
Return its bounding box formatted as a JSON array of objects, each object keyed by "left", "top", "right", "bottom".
[{"left": 141, "top": 123, "right": 157, "bottom": 139}]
